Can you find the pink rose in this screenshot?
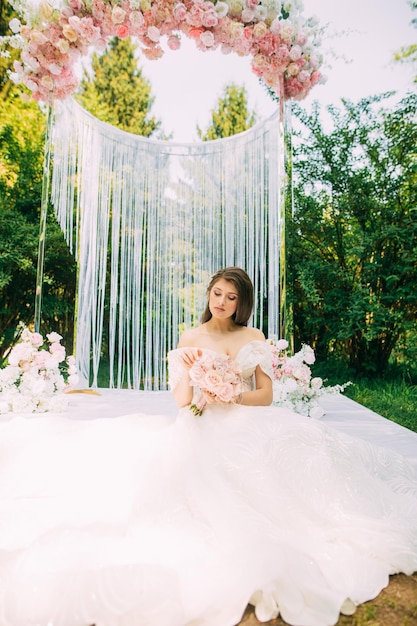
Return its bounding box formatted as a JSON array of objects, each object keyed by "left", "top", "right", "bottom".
[
  {"left": 56, "top": 38, "right": 70, "bottom": 54},
  {"left": 111, "top": 6, "right": 126, "bottom": 24},
  {"left": 311, "top": 377, "right": 323, "bottom": 390},
  {"left": 203, "top": 370, "right": 223, "bottom": 392},
  {"left": 62, "top": 24, "right": 78, "bottom": 42},
  {"left": 117, "top": 24, "right": 130, "bottom": 38},
  {"left": 201, "top": 9, "right": 218, "bottom": 28},
  {"left": 129, "top": 11, "right": 145, "bottom": 28},
  {"left": 48, "top": 63, "right": 62, "bottom": 75},
  {"left": 147, "top": 26, "right": 160, "bottom": 42},
  {"left": 30, "top": 30, "right": 49, "bottom": 45},
  {"left": 49, "top": 342, "right": 66, "bottom": 362},
  {"left": 28, "top": 332, "right": 44, "bottom": 347},
  {"left": 216, "top": 383, "right": 235, "bottom": 403},
  {"left": 241, "top": 8, "right": 255, "bottom": 23},
  {"left": 289, "top": 44, "right": 302, "bottom": 61},
  {"left": 46, "top": 331, "right": 63, "bottom": 343},
  {"left": 310, "top": 70, "right": 321, "bottom": 86},
  {"left": 252, "top": 22, "right": 268, "bottom": 40},
  {"left": 60, "top": 6, "right": 75, "bottom": 20},
  {"left": 270, "top": 18, "right": 281, "bottom": 35},
  {"left": 188, "top": 26, "right": 204, "bottom": 40},
  {"left": 173, "top": 3, "right": 187, "bottom": 22},
  {"left": 142, "top": 46, "right": 164, "bottom": 60},
  {"left": 20, "top": 25, "right": 31, "bottom": 39},
  {"left": 297, "top": 31, "right": 307, "bottom": 46},
  {"left": 287, "top": 62, "right": 299, "bottom": 77},
  {"left": 69, "top": 0, "right": 84, "bottom": 12},
  {"left": 167, "top": 34, "right": 181, "bottom": 50}
]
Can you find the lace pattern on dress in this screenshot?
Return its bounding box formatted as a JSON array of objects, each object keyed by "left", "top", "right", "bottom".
[{"left": 167, "top": 350, "right": 187, "bottom": 390}]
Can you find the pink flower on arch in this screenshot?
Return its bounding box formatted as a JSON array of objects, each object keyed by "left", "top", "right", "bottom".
[{"left": 167, "top": 34, "right": 181, "bottom": 50}]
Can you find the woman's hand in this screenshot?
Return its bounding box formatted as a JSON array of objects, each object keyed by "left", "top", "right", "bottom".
[{"left": 180, "top": 348, "right": 202, "bottom": 370}]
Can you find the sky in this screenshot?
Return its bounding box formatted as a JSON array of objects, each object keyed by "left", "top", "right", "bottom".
[{"left": 137, "top": 0, "right": 416, "bottom": 141}]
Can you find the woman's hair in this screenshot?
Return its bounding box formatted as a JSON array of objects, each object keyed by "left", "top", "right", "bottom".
[{"left": 201, "top": 267, "right": 254, "bottom": 326}]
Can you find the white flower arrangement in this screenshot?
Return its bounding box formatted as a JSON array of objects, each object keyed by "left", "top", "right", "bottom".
[
  {"left": 0, "top": 326, "right": 79, "bottom": 414},
  {"left": 268, "top": 338, "right": 351, "bottom": 418}
]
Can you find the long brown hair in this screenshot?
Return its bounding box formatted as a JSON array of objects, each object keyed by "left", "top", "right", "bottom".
[{"left": 201, "top": 267, "right": 254, "bottom": 326}]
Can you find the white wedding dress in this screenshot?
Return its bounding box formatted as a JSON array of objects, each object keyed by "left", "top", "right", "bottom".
[{"left": 0, "top": 340, "right": 416, "bottom": 626}]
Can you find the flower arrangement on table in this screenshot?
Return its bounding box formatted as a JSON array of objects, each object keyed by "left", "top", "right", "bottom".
[
  {"left": 269, "top": 338, "right": 351, "bottom": 418},
  {"left": 1, "top": 0, "right": 324, "bottom": 104},
  {"left": 0, "top": 326, "right": 79, "bottom": 414},
  {"left": 188, "top": 352, "right": 242, "bottom": 416}
]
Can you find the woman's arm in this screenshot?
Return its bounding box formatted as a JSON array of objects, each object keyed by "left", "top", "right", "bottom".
[
  {"left": 171, "top": 347, "right": 202, "bottom": 408},
  {"left": 238, "top": 365, "right": 273, "bottom": 406}
]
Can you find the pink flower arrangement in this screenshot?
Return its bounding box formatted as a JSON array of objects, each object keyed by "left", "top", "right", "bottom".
[
  {"left": 268, "top": 338, "right": 351, "bottom": 418},
  {"left": 188, "top": 352, "right": 242, "bottom": 416},
  {"left": 0, "top": 325, "right": 79, "bottom": 414},
  {"left": 2, "top": 0, "right": 324, "bottom": 103}
]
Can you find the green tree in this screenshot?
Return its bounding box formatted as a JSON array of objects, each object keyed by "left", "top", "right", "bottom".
[
  {"left": 197, "top": 83, "right": 256, "bottom": 140},
  {"left": 76, "top": 37, "right": 161, "bottom": 136},
  {"left": 394, "top": 1, "right": 417, "bottom": 81},
  {"left": 288, "top": 93, "right": 417, "bottom": 375},
  {"left": 0, "top": 91, "right": 76, "bottom": 357}
]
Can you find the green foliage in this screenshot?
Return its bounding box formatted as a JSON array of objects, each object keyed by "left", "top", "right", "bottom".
[
  {"left": 76, "top": 37, "right": 161, "bottom": 137},
  {"left": 289, "top": 93, "right": 417, "bottom": 376},
  {"left": 197, "top": 83, "right": 256, "bottom": 140},
  {"left": 394, "top": 1, "right": 417, "bottom": 82},
  {"left": 0, "top": 0, "right": 20, "bottom": 98},
  {"left": 0, "top": 92, "right": 76, "bottom": 358}
]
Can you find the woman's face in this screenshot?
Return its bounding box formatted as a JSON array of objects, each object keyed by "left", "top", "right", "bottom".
[{"left": 208, "top": 278, "right": 239, "bottom": 320}]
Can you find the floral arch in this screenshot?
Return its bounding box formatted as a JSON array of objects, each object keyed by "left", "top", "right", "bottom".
[
  {"left": 2, "top": 1, "right": 324, "bottom": 390},
  {"left": 6, "top": 0, "right": 324, "bottom": 104}
]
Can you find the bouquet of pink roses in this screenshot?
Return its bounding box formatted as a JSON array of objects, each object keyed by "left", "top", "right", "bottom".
[{"left": 188, "top": 353, "right": 242, "bottom": 416}]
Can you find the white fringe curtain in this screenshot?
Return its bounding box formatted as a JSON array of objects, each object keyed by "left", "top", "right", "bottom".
[{"left": 51, "top": 98, "right": 283, "bottom": 390}]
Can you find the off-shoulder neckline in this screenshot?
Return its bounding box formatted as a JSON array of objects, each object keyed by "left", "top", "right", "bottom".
[{"left": 169, "top": 340, "right": 268, "bottom": 362}]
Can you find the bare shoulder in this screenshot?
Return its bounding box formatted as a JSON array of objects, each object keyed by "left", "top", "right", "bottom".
[
  {"left": 177, "top": 326, "right": 204, "bottom": 348},
  {"left": 245, "top": 327, "right": 267, "bottom": 342}
]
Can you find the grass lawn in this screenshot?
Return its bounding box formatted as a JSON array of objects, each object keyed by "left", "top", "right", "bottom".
[{"left": 345, "top": 378, "right": 417, "bottom": 434}]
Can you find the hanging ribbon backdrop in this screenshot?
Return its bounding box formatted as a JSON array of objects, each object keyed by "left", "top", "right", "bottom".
[{"left": 51, "top": 98, "right": 284, "bottom": 389}]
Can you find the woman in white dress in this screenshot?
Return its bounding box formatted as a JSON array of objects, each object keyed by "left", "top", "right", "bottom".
[{"left": 0, "top": 267, "right": 416, "bottom": 626}]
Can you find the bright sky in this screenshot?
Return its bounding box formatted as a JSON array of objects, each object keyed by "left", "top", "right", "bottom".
[{"left": 138, "top": 0, "right": 416, "bottom": 141}]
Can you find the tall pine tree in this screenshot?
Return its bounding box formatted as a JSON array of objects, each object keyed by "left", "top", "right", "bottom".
[
  {"left": 77, "top": 37, "right": 161, "bottom": 137},
  {"left": 197, "top": 83, "right": 256, "bottom": 140}
]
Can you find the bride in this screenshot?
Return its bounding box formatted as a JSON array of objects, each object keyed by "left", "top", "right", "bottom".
[{"left": 0, "top": 267, "right": 416, "bottom": 626}]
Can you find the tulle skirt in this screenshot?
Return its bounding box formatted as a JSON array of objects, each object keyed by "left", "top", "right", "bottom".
[{"left": 0, "top": 404, "right": 416, "bottom": 626}]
